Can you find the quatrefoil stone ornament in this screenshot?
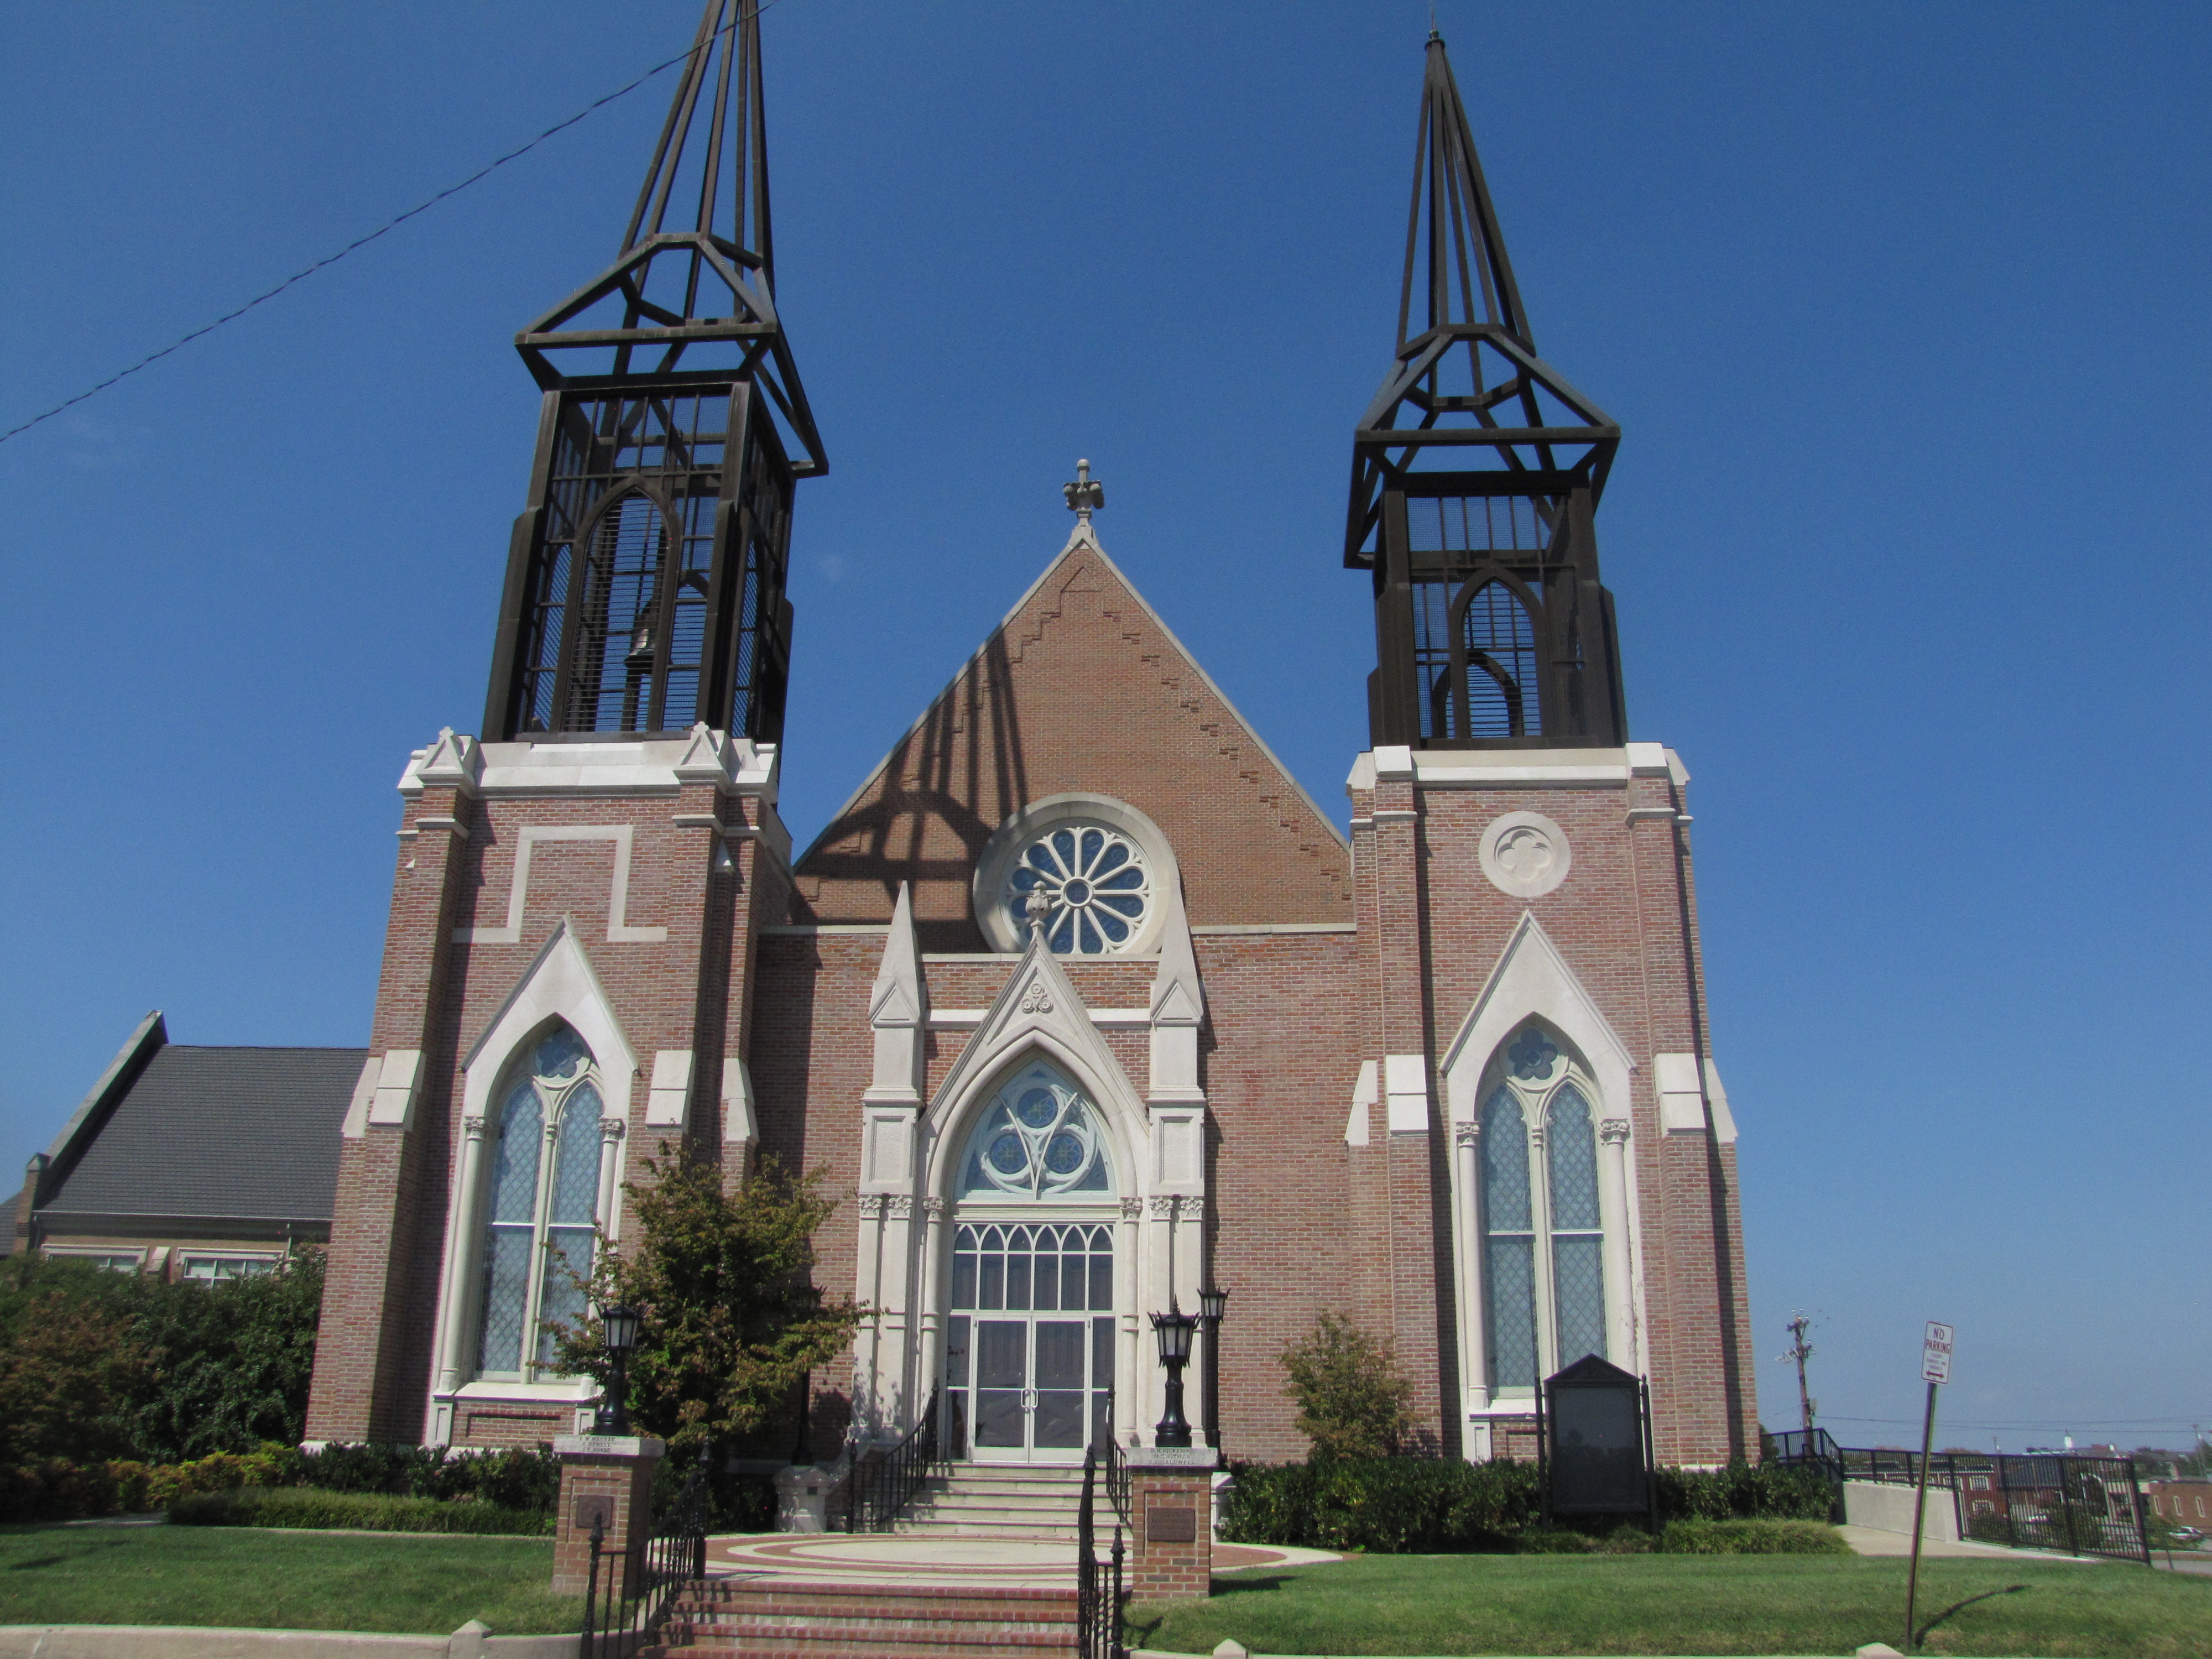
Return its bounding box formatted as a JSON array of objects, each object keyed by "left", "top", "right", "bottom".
[{"left": 1477, "top": 810, "right": 1572, "bottom": 898}]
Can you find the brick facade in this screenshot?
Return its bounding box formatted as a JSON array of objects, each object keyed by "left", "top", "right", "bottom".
[{"left": 306, "top": 527, "right": 1756, "bottom": 1472}]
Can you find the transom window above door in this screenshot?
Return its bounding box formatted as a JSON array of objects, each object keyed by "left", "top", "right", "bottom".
[{"left": 957, "top": 1062, "right": 1115, "bottom": 1201}]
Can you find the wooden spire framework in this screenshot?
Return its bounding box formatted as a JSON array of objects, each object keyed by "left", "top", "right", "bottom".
[
  {"left": 485, "top": 0, "right": 826, "bottom": 746},
  {"left": 1348, "top": 33, "right": 1629, "bottom": 750}
]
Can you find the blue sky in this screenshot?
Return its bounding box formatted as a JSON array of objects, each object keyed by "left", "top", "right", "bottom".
[{"left": 3, "top": 2, "right": 2207, "bottom": 1452}]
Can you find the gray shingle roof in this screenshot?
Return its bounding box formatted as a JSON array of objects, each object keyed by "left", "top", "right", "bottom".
[{"left": 40, "top": 1044, "right": 365, "bottom": 1225}]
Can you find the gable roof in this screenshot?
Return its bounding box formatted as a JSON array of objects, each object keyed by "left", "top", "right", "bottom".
[
  {"left": 34, "top": 1020, "right": 362, "bottom": 1232},
  {"left": 793, "top": 525, "right": 1352, "bottom": 947}
]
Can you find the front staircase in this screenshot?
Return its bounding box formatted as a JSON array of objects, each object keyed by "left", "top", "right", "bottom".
[
  {"left": 659, "top": 1579, "right": 1079, "bottom": 1659},
  {"left": 892, "top": 1462, "right": 1089, "bottom": 1542}
]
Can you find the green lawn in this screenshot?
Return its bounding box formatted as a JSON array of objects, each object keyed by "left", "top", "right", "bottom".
[
  {"left": 0, "top": 1523, "right": 581, "bottom": 1634},
  {"left": 1130, "top": 1553, "right": 2212, "bottom": 1657}
]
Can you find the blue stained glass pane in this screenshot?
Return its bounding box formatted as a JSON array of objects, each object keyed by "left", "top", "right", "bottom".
[
  {"left": 1480, "top": 1088, "right": 1530, "bottom": 1230},
  {"left": 1095, "top": 910, "right": 1129, "bottom": 942},
  {"left": 477, "top": 1225, "right": 533, "bottom": 1374},
  {"left": 1547, "top": 1087, "right": 1601, "bottom": 1230},
  {"left": 537, "top": 1228, "right": 594, "bottom": 1365},
  {"left": 1553, "top": 1234, "right": 1607, "bottom": 1365},
  {"left": 534, "top": 1024, "right": 589, "bottom": 1081},
  {"left": 549, "top": 1088, "right": 603, "bottom": 1225},
  {"left": 1051, "top": 829, "right": 1077, "bottom": 867},
  {"left": 989, "top": 1132, "right": 1026, "bottom": 1173},
  {"left": 1045, "top": 1132, "right": 1084, "bottom": 1173},
  {"left": 489, "top": 1084, "right": 543, "bottom": 1224},
  {"left": 1485, "top": 1235, "right": 1538, "bottom": 1389},
  {"left": 1095, "top": 843, "right": 1129, "bottom": 873},
  {"left": 1017, "top": 1089, "right": 1057, "bottom": 1128},
  {"left": 1097, "top": 868, "right": 1142, "bottom": 890}
]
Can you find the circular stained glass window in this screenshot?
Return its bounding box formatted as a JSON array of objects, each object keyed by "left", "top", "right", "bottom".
[{"left": 1004, "top": 821, "right": 1152, "bottom": 954}]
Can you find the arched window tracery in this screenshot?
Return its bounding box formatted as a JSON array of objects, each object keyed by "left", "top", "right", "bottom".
[
  {"left": 956, "top": 1061, "right": 1117, "bottom": 1201},
  {"left": 476, "top": 1022, "right": 608, "bottom": 1379},
  {"left": 1477, "top": 1020, "right": 1614, "bottom": 1390}
]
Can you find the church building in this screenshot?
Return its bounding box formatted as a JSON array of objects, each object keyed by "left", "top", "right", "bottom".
[{"left": 304, "top": 5, "right": 1757, "bottom": 1471}]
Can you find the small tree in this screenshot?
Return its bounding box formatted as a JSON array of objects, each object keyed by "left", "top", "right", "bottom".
[
  {"left": 550, "top": 1149, "right": 866, "bottom": 1448},
  {"left": 1280, "top": 1310, "right": 1413, "bottom": 1460},
  {"left": 0, "top": 1289, "right": 151, "bottom": 1463}
]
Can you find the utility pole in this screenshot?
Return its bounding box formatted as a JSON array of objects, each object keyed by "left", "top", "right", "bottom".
[{"left": 1780, "top": 1312, "right": 1817, "bottom": 1436}]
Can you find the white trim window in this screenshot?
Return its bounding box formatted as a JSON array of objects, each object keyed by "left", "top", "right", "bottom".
[
  {"left": 180, "top": 1254, "right": 277, "bottom": 1282},
  {"left": 476, "top": 1022, "right": 605, "bottom": 1379},
  {"left": 1479, "top": 1021, "right": 1611, "bottom": 1391}
]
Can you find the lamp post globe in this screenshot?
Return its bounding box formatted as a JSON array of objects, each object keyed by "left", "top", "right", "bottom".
[
  {"left": 596, "top": 1302, "right": 642, "bottom": 1435},
  {"left": 1150, "top": 1302, "right": 1198, "bottom": 1448}
]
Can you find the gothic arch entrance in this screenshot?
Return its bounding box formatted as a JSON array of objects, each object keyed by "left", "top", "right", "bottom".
[{"left": 941, "top": 1058, "right": 1119, "bottom": 1465}]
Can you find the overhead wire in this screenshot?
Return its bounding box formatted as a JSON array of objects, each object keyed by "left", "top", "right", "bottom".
[{"left": 0, "top": 0, "right": 787, "bottom": 447}]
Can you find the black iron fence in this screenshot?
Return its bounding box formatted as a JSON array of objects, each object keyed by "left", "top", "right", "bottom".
[
  {"left": 577, "top": 1444, "right": 712, "bottom": 1659},
  {"left": 1770, "top": 1435, "right": 2151, "bottom": 1566},
  {"left": 840, "top": 1387, "right": 942, "bottom": 1533},
  {"left": 1078, "top": 1444, "right": 1127, "bottom": 1659}
]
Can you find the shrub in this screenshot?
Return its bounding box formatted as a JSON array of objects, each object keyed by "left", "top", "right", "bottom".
[
  {"left": 0, "top": 1292, "right": 152, "bottom": 1463},
  {"left": 1221, "top": 1455, "right": 1838, "bottom": 1553},
  {"left": 170, "top": 1485, "right": 550, "bottom": 1535},
  {"left": 1279, "top": 1313, "right": 1416, "bottom": 1460},
  {"left": 1660, "top": 1517, "right": 1849, "bottom": 1554}
]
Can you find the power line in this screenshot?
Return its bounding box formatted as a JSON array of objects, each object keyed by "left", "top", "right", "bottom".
[{"left": 0, "top": 2, "right": 785, "bottom": 447}]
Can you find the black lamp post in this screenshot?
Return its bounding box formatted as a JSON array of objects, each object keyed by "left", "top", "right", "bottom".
[
  {"left": 1151, "top": 1300, "right": 1198, "bottom": 1449},
  {"left": 594, "top": 1302, "right": 641, "bottom": 1435},
  {"left": 1197, "top": 1285, "right": 1229, "bottom": 1451}
]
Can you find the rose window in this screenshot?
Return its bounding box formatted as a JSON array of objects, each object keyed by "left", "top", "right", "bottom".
[{"left": 1004, "top": 821, "right": 1151, "bottom": 954}]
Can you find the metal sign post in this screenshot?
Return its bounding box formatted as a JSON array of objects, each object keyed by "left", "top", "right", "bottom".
[{"left": 1903, "top": 1322, "right": 1953, "bottom": 1651}]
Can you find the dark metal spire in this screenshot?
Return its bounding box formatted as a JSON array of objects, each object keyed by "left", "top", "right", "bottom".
[
  {"left": 512, "top": 0, "right": 823, "bottom": 479},
  {"left": 1345, "top": 32, "right": 1615, "bottom": 571},
  {"left": 482, "top": 1, "right": 825, "bottom": 747},
  {"left": 1345, "top": 34, "right": 1628, "bottom": 752},
  {"left": 1399, "top": 29, "right": 1533, "bottom": 352}
]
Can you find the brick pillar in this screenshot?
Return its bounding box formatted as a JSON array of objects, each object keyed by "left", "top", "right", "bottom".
[
  {"left": 552, "top": 1434, "right": 664, "bottom": 1596},
  {"left": 1126, "top": 1447, "right": 1219, "bottom": 1600}
]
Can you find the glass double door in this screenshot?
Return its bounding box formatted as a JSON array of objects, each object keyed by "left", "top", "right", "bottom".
[{"left": 946, "top": 1220, "right": 1113, "bottom": 1464}]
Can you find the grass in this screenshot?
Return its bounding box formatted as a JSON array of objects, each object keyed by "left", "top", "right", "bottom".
[
  {"left": 1130, "top": 1552, "right": 2212, "bottom": 1657},
  {"left": 0, "top": 1522, "right": 581, "bottom": 1634}
]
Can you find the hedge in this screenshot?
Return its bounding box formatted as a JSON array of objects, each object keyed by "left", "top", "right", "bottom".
[
  {"left": 170, "top": 1485, "right": 550, "bottom": 1536},
  {"left": 1659, "top": 1517, "right": 1850, "bottom": 1555},
  {"left": 1218, "top": 1457, "right": 1835, "bottom": 1553}
]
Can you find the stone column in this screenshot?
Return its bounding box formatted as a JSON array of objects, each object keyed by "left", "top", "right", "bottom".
[
  {"left": 593, "top": 1115, "right": 625, "bottom": 1239},
  {"left": 1125, "top": 1447, "right": 1220, "bottom": 1600},
  {"left": 852, "top": 1194, "right": 885, "bottom": 1437},
  {"left": 551, "top": 1433, "right": 664, "bottom": 1596},
  {"left": 433, "top": 1117, "right": 489, "bottom": 1402},
  {"left": 1115, "top": 1196, "right": 1143, "bottom": 1445},
  {"left": 1452, "top": 1119, "right": 1491, "bottom": 1457},
  {"left": 1597, "top": 1119, "right": 1635, "bottom": 1367},
  {"left": 915, "top": 1197, "right": 950, "bottom": 1421},
  {"left": 879, "top": 1194, "right": 914, "bottom": 1427}
]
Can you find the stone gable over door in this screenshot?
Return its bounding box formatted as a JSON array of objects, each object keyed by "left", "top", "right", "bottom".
[{"left": 792, "top": 533, "right": 1352, "bottom": 949}]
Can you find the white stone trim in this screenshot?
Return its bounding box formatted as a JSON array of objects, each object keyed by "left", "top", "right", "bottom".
[
  {"left": 1344, "top": 1060, "right": 1377, "bottom": 1147},
  {"left": 366, "top": 1051, "right": 422, "bottom": 1130},
  {"left": 403, "top": 729, "right": 779, "bottom": 801},
  {"left": 1384, "top": 1053, "right": 1431, "bottom": 1134},
  {"left": 455, "top": 825, "right": 665, "bottom": 945},
  {"left": 1704, "top": 1059, "right": 1739, "bottom": 1144},
  {"left": 1189, "top": 922, "right": 1357, "bottom": 935},
  {"left": 340, "top": 1053, "right": 382, "bottom": 1140},
  {"left": 457, "top": 919, "right": 640, "bottom": 1121},
  {"left": 645, "top": 1050, "right": 693, "bottom": 1128},
  {"left": 1345, "top": 743, "right": 1693, "bottom": 793},
  {"left": 1475, "top": 811, "right": 1572, "bottom": 900},
  {"left": 723, "top": 1059, "right": 759, "bottom": 1149}
]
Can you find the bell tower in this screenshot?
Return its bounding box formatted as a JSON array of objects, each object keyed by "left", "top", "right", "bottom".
[
  {"left": 483, "top": 0, "right": 827, "bottom": 744},
  {"left": 1348, "top": 32, "right": 1625, "bottom": 749}
]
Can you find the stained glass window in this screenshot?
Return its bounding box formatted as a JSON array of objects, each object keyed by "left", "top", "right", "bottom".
[
  {"left": 1004, "top": 822, "right": 1151, "bottom": 954},
  {"left": 957, "top": 1063, "right": 1115, "bottom": 1200},
  {"left": 1477, "top": 1027, "right": 1614, "bottom": 1391},
  {"left": 474, "top": 1022, "right": 609, "bottom": 1380}
]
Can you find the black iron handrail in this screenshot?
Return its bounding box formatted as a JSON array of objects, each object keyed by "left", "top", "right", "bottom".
[
  {"left": 1078, "top": 1444, "right": 1127, "bottom": 1659},
  {"left": 1101, "top": 1384, "right": 1130, "bottom": 1526},
  {"left": 578, "top": 1439, "right": 712, "bottom": 1659},
  {"left": 841, "top": 1387, "right": 941, "bottom": 1533}
]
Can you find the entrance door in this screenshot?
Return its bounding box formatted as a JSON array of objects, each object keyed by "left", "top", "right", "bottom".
[{"left": 947, "top": 1222, "right": 1113, "bottom": 1464}]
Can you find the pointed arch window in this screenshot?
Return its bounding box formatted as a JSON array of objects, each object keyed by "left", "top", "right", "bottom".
[
  {"left": 1477, "top": 1022, "right": 1614, "bottom": 1390},
  {"left": 477, "top": 1022, "right": 608, "bottom": 1379},
  {"left": 1452, "top": 578, "right": 1541, "bottom": 739}
]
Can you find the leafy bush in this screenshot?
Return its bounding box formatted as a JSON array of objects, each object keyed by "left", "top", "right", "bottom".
[
  {"left": 0, "top": 1445, "right": 293, "bottom": 1524},
  {"left": 1279, "top": 1312, "right": 1416, "bottom": 1460},
  {"left": 1221, "top": 1457, "right": 1541, "bottom": 1551},
  {"left": 0, "top": 1250, "right": 324, "bottom": 1464},
  {"left": 1221, "top": 1456, "right": 1837, "bottom": 1553},
  {"left": 1656, "top": 1460, "right": 1835, "bottom": 1521},
  {"left": 1659, "top": 1517, "right": 1849, "bottom": 1554},
  {"left": 293, "top": 1442, "right": 559, "bottom": 1511},
  {"left": 170, "top": 1485, "right": 549, "bottom": 1535}
]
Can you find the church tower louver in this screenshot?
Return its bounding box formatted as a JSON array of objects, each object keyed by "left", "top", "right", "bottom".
[{"left": 306, "top": 18, "right": 1758, "bottom": 1480}]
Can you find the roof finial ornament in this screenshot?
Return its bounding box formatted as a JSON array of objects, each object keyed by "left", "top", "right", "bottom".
[
  {"left": 1025, "top": 886, "right": 1053, "bottom": 940},
  {"left": 1062, "top": 458, "right": 1104, "bottom": 529}
]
